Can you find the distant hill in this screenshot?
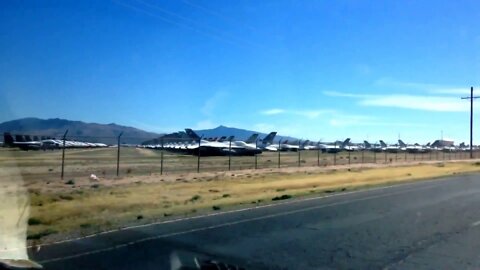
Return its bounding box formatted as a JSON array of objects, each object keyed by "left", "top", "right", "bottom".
[
  {"left": 0, "top": 118, "right": 161, "bottom": 145},
  {"left": 195, "top": 125, "right": 298, "bottom": 143}
]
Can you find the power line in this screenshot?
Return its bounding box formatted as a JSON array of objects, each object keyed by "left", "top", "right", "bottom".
[{"left": 113, "top": 0, "right": 254, "bottom": 48}]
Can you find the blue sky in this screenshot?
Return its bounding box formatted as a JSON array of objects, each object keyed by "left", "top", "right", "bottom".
[{"left": 2, "top": 0, "right": 480, "bottom": 144}]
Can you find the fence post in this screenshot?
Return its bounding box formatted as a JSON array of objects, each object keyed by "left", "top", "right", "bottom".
[
  {"left": 374, "top": 150, "right": 376, "bottom": 163},
  {"left": 60, "top": 129, "right": 68, "bottom": 180},
  {"left": 116, "top": 132, "right": 123, "bottom": 177},
  {"left": 334, "top": 142, "right": 337, "bottom": 165},
  {"left": 197, "top": 136, "right": 202, "bottom": 173},
  {"left": 404, "top": 151, "right": 407, "bottom": 162},
  {"left": 278, "top": 139, "right": 281, "bottom": 168},
  {"left": 317, "top": 145, "right": 320, "bottom": 166},
  {"left": 160, "top": 138, "right": 164, "bottom": 175},
  {"left": 228, "top": 138, "right": 232, "bottom": 171},
  {"left": 298, "top": 148, "right": 301, "bottom": 167},
  {"left": 361, "top": 149, "right": 364, "bottom": 164},
  {"left": 384, "top": 152, "right": 387, "bottom": 163},
  {"left": 348, "top": 150, "right": 351, "bottom": 165},
  {"left": 255, "top": 139, "right": 258, "bottom": 169}
]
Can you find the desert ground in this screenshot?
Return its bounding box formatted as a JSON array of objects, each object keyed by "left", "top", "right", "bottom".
[{"left": 1, "top": 147, "right": 479, "bottom": 245}]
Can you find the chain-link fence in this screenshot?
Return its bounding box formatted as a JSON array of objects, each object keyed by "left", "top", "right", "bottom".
[{"left": 1, "top": 134, "right": 477, "bottom": 180}]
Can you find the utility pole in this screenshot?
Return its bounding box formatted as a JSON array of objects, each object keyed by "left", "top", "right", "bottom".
[{"left": 461, "top": 87, "right": 479, "bottom": 159}]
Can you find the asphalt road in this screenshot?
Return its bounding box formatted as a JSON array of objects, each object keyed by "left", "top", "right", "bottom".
[{"left": 30, "top": 173, "right": 480, "bottom": 269}]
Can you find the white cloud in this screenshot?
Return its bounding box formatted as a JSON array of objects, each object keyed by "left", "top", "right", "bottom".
[
  {"left": 360, "top": 95, "right": 466, "bottom": 112},
  {"left": 201, "top": 91, "right": 228, "bottom": 116},
  {"left": 324, "top": 91, "right": 467, "bottom": 112},
  {"left": 373, "top": 78, "right": 470, "bottom": 96},
  {"left": 261, "top": 108, "right": 286, "bottom": 115},
  {"left": 260, "top": 108, "right": 332, "bottom": 119}
]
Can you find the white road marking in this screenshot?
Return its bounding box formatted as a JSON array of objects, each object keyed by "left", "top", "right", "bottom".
[
  {"left": 38, "top": 183, "right": 443, "bottom": 264},
  {"left": 23, "top": 174, "right": 460, "bottom": 253},
  {"left": 471, "top": 220, "right": 480, "bottom": 227}
]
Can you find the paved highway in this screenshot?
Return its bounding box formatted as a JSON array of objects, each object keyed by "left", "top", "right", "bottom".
[{"left": 30, "top": 173, "right": 480, "bottom": 269}]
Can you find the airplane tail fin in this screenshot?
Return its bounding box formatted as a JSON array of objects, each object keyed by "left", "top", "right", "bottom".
[
  {"left": 302, "top": 140, "right": 310, "bottom": 147},
  {"left": 341, "top": 138, "right": 351, "bottom": 148},
  {"left": 185, "top": 129, "right": 201, "bottom": 140},
  {"left": 379, "top": 140, "right": 387, "bottom": 148},
  {"left": 15, "top": 135, "right": 25, "bottom": 142},
  {"left": 364, "top": 140, "right": 371, "bottom": 148},
  {"left": 227, "top": 135, "right": 235, "bottom": 142},
  {"left": 3, "top": 133, "right": 14, "bottom": 146},
  {"left": 245, "top": 134, "right": 258, "bottom": 144},
  {"left": 217, "top": 136, "right": 227, "bottom": 142},
  {"left": 398, "top": 140, "right": 407, "bottom": 147},
  {"left": 262, "top": 132, "right": 277, "bottom": 144}
]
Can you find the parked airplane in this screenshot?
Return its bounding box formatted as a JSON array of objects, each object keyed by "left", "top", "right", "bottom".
[
  {"left": 363, "top": 141, "right": 383, "bottom": 152},
  {"left": 398, "top": 140, "right": 428, "bottom": 153},
  {"left": 182, "top": 129, "right": 263, "bottom": 156},
  {"left": 379, "top": 140, "right": 401, "bottom": 153},
  {"left": 3, "top": 133, "right": 107, "bottom": 150},
  {"left": 4, "top": 133, "right": 42, "bottom": 151},
  {"left": 318, "top": 138, "right": 351, "bottom": 153}
]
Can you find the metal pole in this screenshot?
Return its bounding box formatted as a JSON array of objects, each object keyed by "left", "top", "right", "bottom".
[
  {"left": 317, "top": 144, "right": 320, "bottom": 166},
  {"left": 160, "top": 138, "right": 164, "bottom": 175},
  {"left": 471, "top": 86, "right": 474, "bottom": 159},
  {"left": 361, "top": 149, "right": 364, "bottom": 164},
  {"left": 348, "top": 150, "right": 351, "bottom": 165},
  {"left": 278, "top": 139, "right": 281, "bottom": 168},
  {"left": 374, "top": 150, "right": 376, "bottom": 163},
  {"left": 255, "top": 139, "right": 258, "bottom": 169},
  {"left": 334, "top": 142, "right": 337, "bottom": 165},
  {"left": 384, "top": 152, "right": 387, "bottom": 163},
  {"left": 197, "top": 137, "right": 202, "bottom": 173},
  {"left": 298, "top": 148, "right": 301, "bottom": 167},
  {"left": 116, "top": 132, "right": 123, "bottom": 177},
  {"left": 60, "top": 129, "right": 68, "bottom": 180},
  {"left": 228, "top": 139, "right": 232, "bottom": 171},
  {"left": 404, "top": 151, "right": 407, "bottom": 162}
]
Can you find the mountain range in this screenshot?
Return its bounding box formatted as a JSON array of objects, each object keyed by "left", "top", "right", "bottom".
[
  {"left": 0, "top": 118, "right": 160, "bottom": 145},
  {"left": 0, "top": 118, "right": 298, "bottom": 145}
]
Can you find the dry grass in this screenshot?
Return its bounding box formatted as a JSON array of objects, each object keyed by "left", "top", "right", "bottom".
[
  {"left": 22, "top": 160, "right": 480, "bottom": 244},
  {"left": 1, "top": 147, "right": 479, "bottom": 243}
]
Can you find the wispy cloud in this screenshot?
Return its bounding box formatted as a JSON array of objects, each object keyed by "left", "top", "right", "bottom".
[
  {"left": 374, "top": 78, "right": 470, "bottom": 95},
  {"left": 260, "top": 108, "right": 285, "bottom": 115},
  {"left": 323, "top": 91, "right": 467, "bottom": 112},
  {"left": 260, "top": 108, "right": 333, "bottom": 119},
  {"left": 201, "top": 91, "right": 228, "bottom": 116}
]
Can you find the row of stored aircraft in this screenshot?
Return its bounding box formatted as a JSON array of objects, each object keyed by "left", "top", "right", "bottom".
[
  {"left": 2, "top": 133, "right": 108, "bottom": 151},
  {"left": 143, "top": 129, "right": 353, "bottom": 156},
  {"left": 4, "top": 129, "right": 472, "bottom": 155},
  {"left": 142, "top": 129, "right": 473, "bottom": 156}
]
